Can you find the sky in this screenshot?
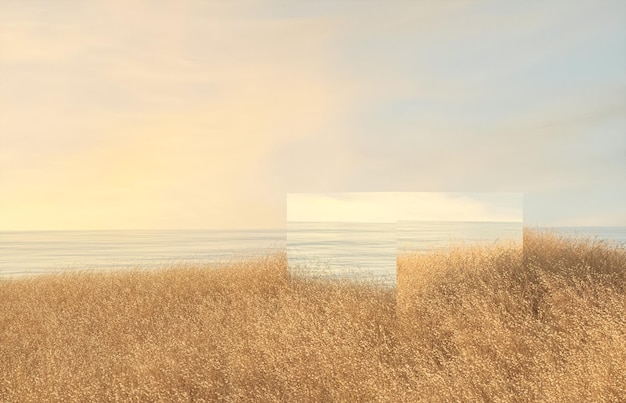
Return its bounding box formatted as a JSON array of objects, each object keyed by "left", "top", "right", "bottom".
[
  {"left": 287, "top": 192, "right": 522, "bottom": 223},
  {"left": 1, "top": 0, "right": 625, "bottom": 230}
]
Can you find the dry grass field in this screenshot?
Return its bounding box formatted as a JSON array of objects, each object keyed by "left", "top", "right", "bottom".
[{"left": 1, "top": 229, "right": 625, "bottom": 402}]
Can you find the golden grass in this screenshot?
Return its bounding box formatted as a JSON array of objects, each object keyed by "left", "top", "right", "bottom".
[{"left": 1, "top": 229, "right": 625, "bottom": 402}]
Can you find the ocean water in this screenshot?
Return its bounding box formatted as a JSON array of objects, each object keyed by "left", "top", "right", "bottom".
[
  {"left": 287, "top": 222, "right": 397, "bottom": 285},
  {"left": 2, "top": 224, "right": 624, "bottom": 280},
  {"left": 0, "top": 230, "right": 285, "bottom": 277},
  {"left": 287, "top": 221, "right": 524, "bottom": 286}
]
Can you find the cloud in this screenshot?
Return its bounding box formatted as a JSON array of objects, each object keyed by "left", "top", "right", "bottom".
[
  {"left": 1, "top": 0, "right": 360, "bottom": 230},
  {"left": 1, "top": 0, "right": 624, "bottom": 229}
]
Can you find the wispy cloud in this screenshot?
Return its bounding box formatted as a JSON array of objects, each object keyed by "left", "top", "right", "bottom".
[{"left": 1, "top": 0, "right": 624, "bottom": 229}]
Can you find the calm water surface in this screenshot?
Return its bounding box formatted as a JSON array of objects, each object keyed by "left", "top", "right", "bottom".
[
  {"left": 287, "top": 222, "right": 397, "bottom": 285},
  {"left": 287, "top": 221, "right": 524, "bottom": 286},
  {"left": 0, "top": 230, "right": 285, "bottom": 276},
  {"left": 2, "top": 224, "right": 624, "bottom": 281}
]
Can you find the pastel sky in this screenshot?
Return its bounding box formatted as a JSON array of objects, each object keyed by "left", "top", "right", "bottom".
[
  {"left": 1, "top": 1, "right": 624, "bottom": 230},
  {"left": 287, "top": 193, "right": 522, "bottom": 223}
]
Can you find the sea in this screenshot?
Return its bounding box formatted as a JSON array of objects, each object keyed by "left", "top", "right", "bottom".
[
  {"left": 287, "top": 221, "right": 524, "bottom": 286},
  {"left": 0, "top": 229, "right": 286, "bottom": 277},
  {"left": 1, "top": 223, "right": 625, "bottom": 283}
]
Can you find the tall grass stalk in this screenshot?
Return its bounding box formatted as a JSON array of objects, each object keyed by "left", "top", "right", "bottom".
[{"left": 1, "top": 229, "right": 624, "bottom": 401}]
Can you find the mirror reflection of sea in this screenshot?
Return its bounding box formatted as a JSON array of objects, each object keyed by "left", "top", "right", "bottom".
[{"left": 287, "top": 221, "right": 525, "bottom": 286}]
